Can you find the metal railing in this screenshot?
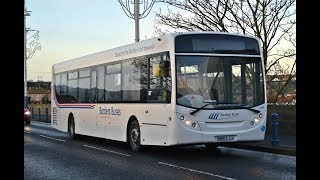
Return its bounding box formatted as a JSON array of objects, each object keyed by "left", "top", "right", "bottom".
[{"left": 31, "top": 107, "right": 50, "bottom": 122}]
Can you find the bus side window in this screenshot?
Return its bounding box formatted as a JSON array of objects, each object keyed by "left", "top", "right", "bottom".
[
  {"left": 122, "top": 57, "right": 148, "bottom": 102},
  {"left": 148, "top": 54, "right": 171, "bottom": 103},
  {"left": 90, "top": 70, "right": 97, "bottom": 103}
]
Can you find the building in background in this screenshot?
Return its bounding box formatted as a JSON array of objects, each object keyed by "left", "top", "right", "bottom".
[
  {"left": 27, "top": 81, "right": 51, "bottom": 104},
  {"left": 266, "top": 74, "right": 296, "bottom": 105}
]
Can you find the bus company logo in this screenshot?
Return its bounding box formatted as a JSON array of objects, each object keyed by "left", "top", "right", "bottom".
[
  {"left": 99, "top": 107, "right": 121, "bottom": 116},
  {"left": 209, "top": 112, "right": 240, "bottom": 120},
  {"left": 209, "top": 113, "right": 220, "bottom": 120}
]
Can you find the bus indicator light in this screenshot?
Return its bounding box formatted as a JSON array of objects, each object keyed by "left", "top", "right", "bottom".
[{"left": 191, "top": 122, "right": 196, "bottom": 128}]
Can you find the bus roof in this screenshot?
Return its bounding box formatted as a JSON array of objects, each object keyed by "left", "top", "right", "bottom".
[{"left": 52, "top": 31, "right": 259, "bottom": 74}]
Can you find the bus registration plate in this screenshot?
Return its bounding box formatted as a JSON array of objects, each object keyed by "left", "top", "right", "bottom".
[{"left": 215, "top": 135, "right": 236, "bottom": 142}]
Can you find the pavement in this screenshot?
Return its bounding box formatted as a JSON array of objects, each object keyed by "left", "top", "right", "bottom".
[
  {"left": 223, "top": 134, "right": 296, "bottom": 156},
  {"left": 31, "top": 119, "right": 296, "bottom": 157}
]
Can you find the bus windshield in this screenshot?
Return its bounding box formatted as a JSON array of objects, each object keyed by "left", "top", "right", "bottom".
[{"left": 176, "top": 55, "right": 264, "bottom": 109}]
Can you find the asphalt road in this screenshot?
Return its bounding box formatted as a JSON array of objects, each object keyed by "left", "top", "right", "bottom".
[{"left": 24, "top": 121, "right": 296, "bottom": 180}]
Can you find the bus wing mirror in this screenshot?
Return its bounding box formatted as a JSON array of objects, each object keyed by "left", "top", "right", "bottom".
[
  {"left": 160, "top": 61, "right": 170, "bottom": 77},
  {"left": 153, "top": 64, "right": 162, "bottom": 77},
  {"left": 159, "top": 61, "right": 170, "bottom": 68}
]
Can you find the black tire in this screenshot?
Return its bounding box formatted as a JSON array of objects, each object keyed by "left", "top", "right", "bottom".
[
  {"left": 68, "top": 117, "right": 77, "bottom": 140},
  {"left": 204, "top": 143, "right": 219, "bottom": 151},
  {"left": 128, "top": 120, "right": 141, "bottom": 152},
  {"left": 25, "top": 121, "right": 30, "bottom": 125}
]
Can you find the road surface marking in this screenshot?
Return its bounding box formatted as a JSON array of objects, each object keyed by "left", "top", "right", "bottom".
[
  {"left": 83, "top": 144, "right": 131, "bottom": 157},
  {"left": 39, "top": 135, "right": 66, "bottom": 142},
  {"left": 158, "top": 162, "right": 237, "bottom": 180},
  {"left": 24, "top": 131, "right": 31, "bottom": 134}
]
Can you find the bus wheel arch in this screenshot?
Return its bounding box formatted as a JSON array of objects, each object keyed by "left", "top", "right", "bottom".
[
  {"left": 127, "top": 116, "right": 141, "bottom": 152},
  {"left": 68, "top": 113, "right": 77, "bottom": 139}
]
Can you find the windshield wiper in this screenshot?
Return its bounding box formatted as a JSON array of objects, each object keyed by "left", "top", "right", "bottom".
[
  {"left": 189, "top": 102, "right": 260, "bottom": 115},
  {"left": 189, "top": 103, "right": 211, "bottom": 115},
  {"left": 190, "top": 100, "right": 217, "bottom": 115}
]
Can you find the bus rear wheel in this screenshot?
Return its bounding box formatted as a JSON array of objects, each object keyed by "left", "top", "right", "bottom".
[
  {"left": 128, "top": 120, "right": 141, "bottom": 152},
  {"left": 68, "top": 117, "right": 77, "bottom": 140}
]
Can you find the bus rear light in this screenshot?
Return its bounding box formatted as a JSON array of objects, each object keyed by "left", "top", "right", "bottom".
[{"left": 185, "top": 120, "right": 191, "bottom": 126}]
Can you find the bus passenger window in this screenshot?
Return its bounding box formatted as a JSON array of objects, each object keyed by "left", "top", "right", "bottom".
[{"left": 148, "top": 54, "right": 171, "bottom": 103}]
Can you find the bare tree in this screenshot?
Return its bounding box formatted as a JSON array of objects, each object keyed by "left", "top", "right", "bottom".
[
  {"left": 267, "top": 61, "right": 296, "bottom": 104},
  {"left": 155, "top": 0, "right": 296, "bottom": 104},
  {"left": 267, "top": 36, "right": 296, "bottom": 104}
]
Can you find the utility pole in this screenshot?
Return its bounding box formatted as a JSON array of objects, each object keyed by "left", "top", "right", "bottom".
[
  {"left": 134, "top": 0, "right": 140, "bottom": 42},
  {"left": 24, "top": 2, "right": 30, "bottom": 108},
  {"left": 117, "top": 0, "right": 156, "bottom": 42},
  {"left": 24, "top": 1, "right": 41, "bottom": 108}
]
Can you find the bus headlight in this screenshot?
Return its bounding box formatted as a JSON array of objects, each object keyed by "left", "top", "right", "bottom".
[
  {"left": 177, "top": 113, "right": 201, "bottom": 131},
  {"left": 250, "top": 113, "right": 264, "bottom": 126},
  {"left": 254, "top": 118, "right": 260, "bottom": 123},
  {"left": 185, "top": 119, "right": 191, "bottom": 125},
  {"left": 184, "top": 119, "right": 200, "bottom": 130}
]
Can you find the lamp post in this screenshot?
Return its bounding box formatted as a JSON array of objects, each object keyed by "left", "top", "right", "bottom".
[
  {"left": 134, "top": 0, "right": 140, "bottom": 42},
  {"left": 117, "top": 0, "right": 156, "bottom": 42},
  {"left": 24, "top": 7, "right": 30, "bottom": 108}
]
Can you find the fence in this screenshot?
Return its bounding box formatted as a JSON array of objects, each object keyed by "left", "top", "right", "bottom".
[{"left": 29, "top": 104, "right": 51, "bottom": 123}]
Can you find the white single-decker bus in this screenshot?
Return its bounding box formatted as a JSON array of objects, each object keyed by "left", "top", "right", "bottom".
[{"left": 51, "top": 32, "right": 267, "bottom": 152}]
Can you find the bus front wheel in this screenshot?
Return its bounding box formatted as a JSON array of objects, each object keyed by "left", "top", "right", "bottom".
[
  {"left": 128, "top": 120, "right": 141, "bottom": 152},
  {"left": 68, "top": 117, "right": 77, "bottom": 140}
]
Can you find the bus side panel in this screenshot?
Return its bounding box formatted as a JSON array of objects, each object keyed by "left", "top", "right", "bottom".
[
  {"left": 72, "top": 108, "right": 97, "bottom": 137},
  {"left": 140, "top": 125, "right": 169, "bottom": 146},
  {"left": 140, "top": 104, "right": 173, "bottom": 146},
  {"left": 167, "top": 115, "right": 203, "bottom": 146},
  {"left": 103, "top": 104, "right": 127, "bottom": 142},
  {"left": 52, "top": 107, "right": 69, "bottom": 133},
  {"left": 116, "top": 104, "right": 173, "bottom": 146}
]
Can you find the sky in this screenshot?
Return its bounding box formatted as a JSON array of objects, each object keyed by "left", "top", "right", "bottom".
[
  {"left": 25, "top": 0, "right": 295, "bottom": 82},
  {"left": 25, "top": 0, "right": 174, "bottom": 82}
]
